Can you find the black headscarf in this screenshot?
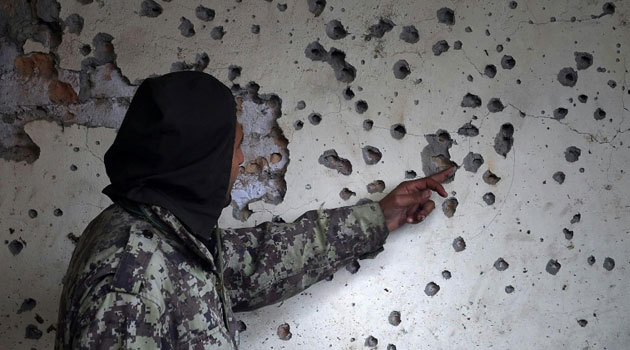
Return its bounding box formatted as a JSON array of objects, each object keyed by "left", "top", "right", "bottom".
[{"left": 103, "top": 71, "right": 236, "bottom": 239}]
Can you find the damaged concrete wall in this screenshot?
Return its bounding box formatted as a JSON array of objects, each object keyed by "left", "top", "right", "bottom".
[{"left": 1, "top": 0, "right": 629, "bottom": 348}]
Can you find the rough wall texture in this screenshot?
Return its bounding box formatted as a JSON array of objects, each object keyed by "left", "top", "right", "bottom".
[{"left": 1, "top": 0, "right": 629, "bottom": 349}]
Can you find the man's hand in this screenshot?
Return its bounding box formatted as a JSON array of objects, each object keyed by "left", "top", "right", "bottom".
[{"left": 378, "top": 167, "right": 457, "bottom": 232}]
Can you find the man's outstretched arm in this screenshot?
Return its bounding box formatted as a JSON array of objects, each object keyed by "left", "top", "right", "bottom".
[{"left": 216, "top": 167, "right": 456, "bottom": 312}]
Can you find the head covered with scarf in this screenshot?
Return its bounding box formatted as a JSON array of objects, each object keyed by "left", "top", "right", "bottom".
[{"left": 103, "top": 71, "right": 237, "bottom": 239}]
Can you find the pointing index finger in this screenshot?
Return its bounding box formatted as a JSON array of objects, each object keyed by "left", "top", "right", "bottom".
[{"left": 429, "top": 166, "right": 457, "bottom": 183}]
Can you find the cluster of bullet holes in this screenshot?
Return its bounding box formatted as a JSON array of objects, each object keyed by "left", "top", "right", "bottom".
[{"left": 228, "top": 81, "right": 290, "bottom": 221}]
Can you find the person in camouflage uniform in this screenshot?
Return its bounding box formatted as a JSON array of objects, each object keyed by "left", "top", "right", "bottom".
[{"left": 55, "top": 71, "right": 455, "bottom": 349}]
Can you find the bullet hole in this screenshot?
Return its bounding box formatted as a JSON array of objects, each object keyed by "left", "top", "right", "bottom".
[
  {"left": 211, "top": 26, "right": 226, "bottom": 40},
  {"left": 8, "top": 240, "right": 24, "bottom": 255},
  {"left": 363, "top": 119, "right": 373, "bottom": 131},
  {"left": 390, "top": 124, "right": 406, "bottom": 139},
  {"left": 574, "top": 52, "right": 593, "bottom": 70},
  {"left": 405, "top": 170, "right": 417, "bottom": 179},
  {"left": 602, "top": 2, "right": 615, "bottom": 15},
  {"left": 235, "top": 320, "right": 247, "bottom": 332},
  {"left": 53, "top": 208, "right": 63, "bottom": 216},
  {"left": 564, "top": 146, "right": 581, "bottom": 162},
  {"left": 393, "top": 60, "right": 411, "bottom": 79},
  {"left": 346, "top": 259, "right": 360, "bottom": 273},
  {"left": 387, "top": 345, "right": 397, "bottom": 350},
  {"left": 325, "top": 20, "right": 347, "bottom": 40},
  {"left": 462, "top": 152, "right": 484, "bottom": 173},
  {"left": 270, "top": 153, "right": 283, "bottom": 164},
  {"left": 318, "top": 149, "right": 352, "bottom": 175},
  {"left": 483, "top": 192, "right": 495, "bottom": 205},
  {"left": 553, "top": 107, "right": 568, "bottom": 120},
  {"left": 496, "top": 44, "right": 504, "bottom": 52},
  {"left": 421, "top": 130, "right": 457, "bottom": 182},
  {"left": 505, "top": 285, "right": 515, "bottom": 293},
  {"left": 400, "top": 25, "right": 419, "bottom": 43},
  {"left": 277, "top": 323, "right": 292, "bottom": 340},
  {"left": 65, "top": 13, "right": 84, "bottom": 34},
  {"left": 493, "top": 123, "right": 514, "bottom": 158},
  {"left": 388, "top": 311, "right": 401, "bottom": 326},
  {"left": 305, "top": 41, "right": 327, "bottom": 61},
  {"left": 17, "top": 298, "right": 37, "bottom": 314},
  {"left": 67, "top": 232, "right": 80, "bottom": 244},
  {"left": 328, "top": 48, "right": 357, "bottom": 83},
  {"left": 603, "top": 257, "right": 615, "bottom": 271},
  {"left": 308, "top": 112, "right": 322, "bottom": 125},
  {"left": 293, "top": 120, "right": 304, "bottom": 130},
  {"left": 563, "top": 228, "right": 573, "bottom": 240},
  {"left": 365, "top": 335, "right": 378, "bottom": 347},
  {"left": 487, "top": 98, "right": 505, "bottom": 113},
  {"left": 442, "top": 270, "right": 452, "bottom": 279},
  {"left": 557, "top": 67, "right": 578, "bottom": 87},
  {"left": 340, "top": 188, "right": 356, "bottom": 200},
  {"left": 362, "top": 146, "right": 382, "bottom": 165},
  {"left": 457, "top": 123, "right": 479, "bottom": 137},
  {"left": 552, "top": 171, "right": 565, "bottom": 184},
  {"left": 461, "top": 93, "right": 482, "bottom": 108},
  {"left": 92, "top": 33, "right": 117, "bottom": 65},
  {"left": 484, "top": 64, "right": 497, "bottom": 78},
  {"left": 195, "top": 5, "right": 215, "bottom": 21},
  {"left": 424, "top": 282, "right": 440, "bottom": 296},
  {"left": 593, "top": 108, "right": 606, "bottom": 120},
  {"left": 70, "top": 164, "right": 78, "bottom": 171},
  {"left": 79, "top": 44, "right": 91, "bottom": 56},
  {"left": 578, "top": 94, "right": 588, "bottom": 103},
  {"left": 509, "top": 1, "right": 518, "bottom": 9},
  {"left": 277, "top": 3, "right": 287, "bottom": 11},
  {"left": 367, "top": 180, "right": 386, "bottom": 194},
  {"left": 483, "top": 170, "right": 501, "bottom": 185},
  {"left": 178, "top": 17, "right": 195, "bottom": 37},
  {"left": 546, "top": 259, "right": 561, "bottom": 275},
  {"left": 367, "top": 18, "right": 395, "bottom": 39},
  {"left": 437, "top": 7, "right": 455, "bottom": 25},
  {"left": 228, "top": 65, "right": 241, "bottom": 81},
  {"left": 171, "top": 61, "right": 192, "bottom": 72},
  {"left": 607, "top": 80, "right": 617, "bottom": 88},
  {"left": 494, "top": 258, "right": 509, "bottom": 271},
  {"left": 587, "top": 255, "right": 596, "bottom": 265},
  {"left": 343, "top": 86, "right": 355, "bottom": 100},
  {"left": 577, "top": 319, "right": 588, "bottom": 327},
  {"left": 465, "top": 26, "right": 472, "bottom": 32},
  {"left": 296, "top": 100, "right": 306, "bottom": 110},
  {"left": 501, "top": 55, "right": 516, "bottom": 69},
  {"left": 251, "top": 24, "right": 260, "bottom": 34},
  {"left": 27, "top": 208, "right": 38, "bottom": 218},
  {"left": 452, "top": 236, "right": 466, "bottom": 252},
  {"left": 571, "top": 213, "right": 581, "bottom": 224},
  {"left": 194, "top": 53, "right": 209, "bottom": 71},
  {"left": 453, "top": 40, "right": 462, "bottom": 50},
  {"left": 307, "top": 0, "right": 326, "bottom": 17},
  {"left": 25, "top": 324, "right": 42, "bottom": 340},
  {"left": 432, "top": 40, "right": 450, "bottom": 56},
  {"left": 442, "top": 197, "right": 458, "bottom": 218},
  {"left": 355, "top": 100, "right": 368, "bottom": 113}
]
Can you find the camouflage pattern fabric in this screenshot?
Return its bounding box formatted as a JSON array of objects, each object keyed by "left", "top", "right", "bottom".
[{"left": 55, "top": 201, "right": 388, "bottom": 349}]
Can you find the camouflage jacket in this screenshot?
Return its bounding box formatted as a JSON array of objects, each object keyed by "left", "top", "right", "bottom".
[{"left": 55, "top": 201, "right": 389, "bottom": 349}]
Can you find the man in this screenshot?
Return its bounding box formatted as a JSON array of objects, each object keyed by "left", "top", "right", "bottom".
[{"left": 56, "top": 71, "right": 456, "bottom": 349}]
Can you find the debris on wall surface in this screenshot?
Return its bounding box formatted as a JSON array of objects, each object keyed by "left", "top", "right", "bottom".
[{"left": 1, "top": 0, "right": 629, "bottom": 349}]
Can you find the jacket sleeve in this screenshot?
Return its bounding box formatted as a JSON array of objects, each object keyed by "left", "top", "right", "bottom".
[{"left": 216, "top": 201, "right": 390, "bottom": 312}]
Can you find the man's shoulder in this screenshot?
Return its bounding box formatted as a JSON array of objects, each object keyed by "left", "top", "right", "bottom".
[{"left": 67, "top": 204, "right": 177, "bottom": 298}]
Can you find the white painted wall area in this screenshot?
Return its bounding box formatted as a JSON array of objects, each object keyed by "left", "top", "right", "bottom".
[{"left": 1, "top": 0, "right": 629, "bottom": 348}]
